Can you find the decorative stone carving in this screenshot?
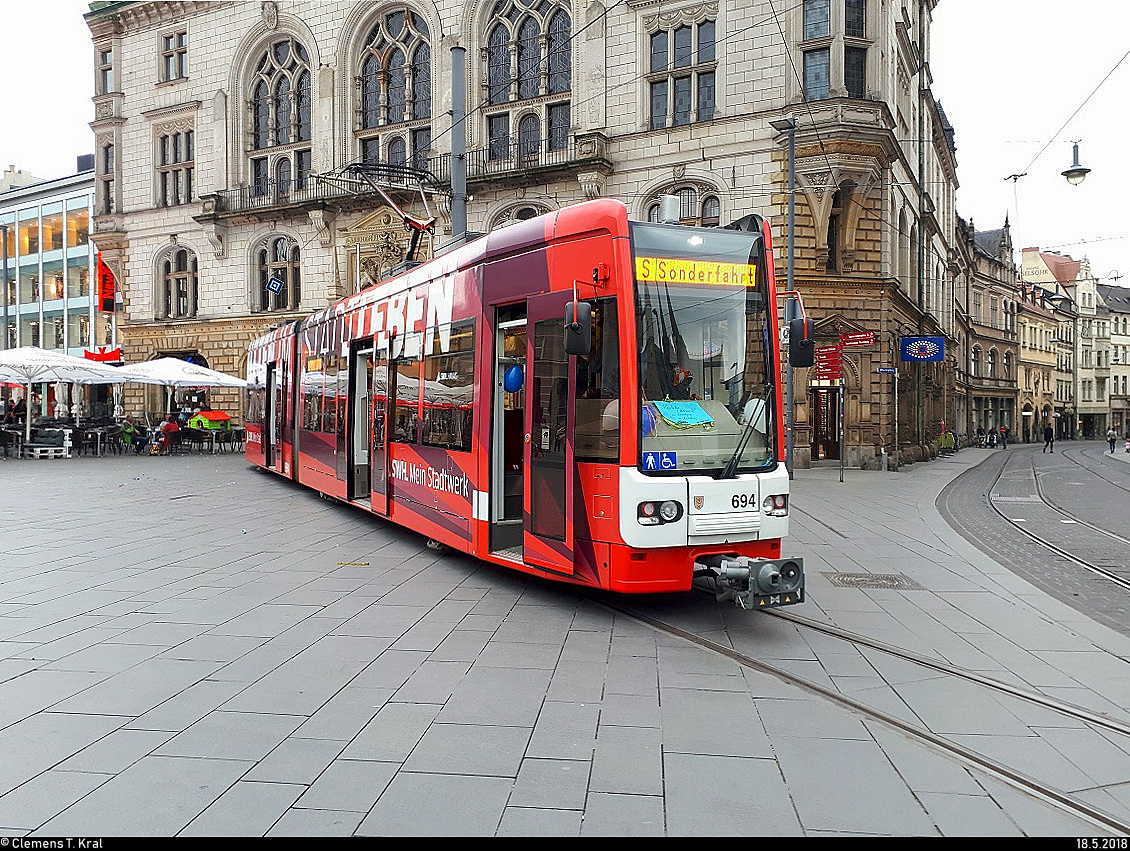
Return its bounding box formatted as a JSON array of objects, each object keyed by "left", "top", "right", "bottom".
[
  {"left": 578, "top": 171, "right": 605, "bottom": 200},
  {"left": 262, "top": 1, "right": 278, "bottom": 30},
  {"left": 308, "top": 208, "right": 334, "bottom": 248},
  {"left": 202, "top": 221, "right": 226, "bottom": 258}
]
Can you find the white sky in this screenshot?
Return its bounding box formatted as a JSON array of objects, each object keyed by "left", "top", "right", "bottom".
[{"left": 1, "top": 0, "right": 1126, "bottom": 285}]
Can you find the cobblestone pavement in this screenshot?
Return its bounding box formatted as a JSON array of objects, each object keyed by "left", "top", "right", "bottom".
[{"left": 1, "top": 448, "right": 1129, "bottom": 836}]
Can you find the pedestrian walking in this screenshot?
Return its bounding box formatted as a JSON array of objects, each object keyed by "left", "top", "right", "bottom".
[
  {"left": 1108, "top": 428, "right": 1118, "bottom": 454},
  {"left": 1043, "top": 424, "right": 1054, "bottom": 453},
  {"left": 1000, "top": 425, "right": 1009, "bottom": 449}
]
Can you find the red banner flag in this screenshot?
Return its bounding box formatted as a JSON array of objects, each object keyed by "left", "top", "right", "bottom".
[{"left": 96, "top": 252, "right": 116, "bottom": 313}]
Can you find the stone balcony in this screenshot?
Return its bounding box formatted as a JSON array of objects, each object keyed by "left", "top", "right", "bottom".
[{"left": 196, "top": 134, "right": 613, "bottom": 222}]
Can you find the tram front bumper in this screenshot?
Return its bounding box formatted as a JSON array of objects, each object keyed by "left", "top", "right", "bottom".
[{"left": 696, "top": 555, "right": 805, "bottom": 610}]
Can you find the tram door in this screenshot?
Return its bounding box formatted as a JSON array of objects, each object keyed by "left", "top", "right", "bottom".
[
  {"left": 347, "top": 343, "right": 373, "bottom": 503},
  {"left": 370, "top": 344, "right": 390, "bottom": 516},
  {"left": 265, "top": 362, "right": 278, "bottom": 469},
  {"left": 490, "top": 306, "right": 527, "bottom": 555},
  {"left": 523, "top": 292, "right": 576, "bottom": 575}
]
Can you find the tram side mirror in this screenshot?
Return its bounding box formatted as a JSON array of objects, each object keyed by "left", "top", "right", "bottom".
[
  {"left": 788, "top": 317, "right": 815, "bottom": 367},
  {"left": 564, "top": 301, "right": 593, "bottom": 356}
]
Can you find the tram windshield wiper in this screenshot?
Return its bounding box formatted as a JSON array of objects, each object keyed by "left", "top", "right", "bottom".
[{"left": 717, "top": 384, "right": 773, "bottom": 480}]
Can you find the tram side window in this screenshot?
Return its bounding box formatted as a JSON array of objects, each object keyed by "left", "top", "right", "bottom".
[
  {"left": 302, "top": 362, "right": 323, "bottom": 431},
  {"left": 575, "top": 298, "right": 620, "bottom": 462},
  {"left": 423, "top": 321, "right": 474, "bottom": 452},
  {"left": 322, "top": 353, "right": 338, "bottom": 434},
  {"left": 247, "top": 384, "right": 265, "bottom": 423},
  {"left": 393, "top": 332, "right": 423, "bottom": 443}
]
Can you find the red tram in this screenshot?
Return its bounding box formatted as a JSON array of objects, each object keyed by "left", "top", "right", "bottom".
[{"left": 246, "top": 199, "right": 806, "bottom": 609}]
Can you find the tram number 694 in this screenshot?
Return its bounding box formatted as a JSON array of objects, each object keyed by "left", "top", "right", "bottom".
[{"left": 732, "top": 493, "right": 757, "bottom": 510}]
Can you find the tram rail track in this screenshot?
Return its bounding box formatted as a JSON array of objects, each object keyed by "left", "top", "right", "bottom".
[
  {"left": 590, "top": 594, "right": 1130, "bottom": 836},
  {"left": 580, "top": 449, "right": 1130, "bottom": 835},
  {"left": 988, "top": 447, "right": 1130, "bottom": 592}
]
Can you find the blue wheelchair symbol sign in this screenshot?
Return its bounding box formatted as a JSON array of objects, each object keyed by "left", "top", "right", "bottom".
[{"left": 643, "top": 451, "right": 678, "bottom": 471}]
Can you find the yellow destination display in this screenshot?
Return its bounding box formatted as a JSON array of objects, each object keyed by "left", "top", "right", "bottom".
[{"left": 635, "top": 256, "right": 757, "bottom": 287}]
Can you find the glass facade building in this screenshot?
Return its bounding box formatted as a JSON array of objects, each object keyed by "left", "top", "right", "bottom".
[{"left": 1, "top": 171, "right": 110, "bottom": 356}]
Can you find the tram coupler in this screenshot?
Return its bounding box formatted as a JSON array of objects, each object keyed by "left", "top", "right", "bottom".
[{"left": 694, "top": 555, "right": 805, "bottom": 610}]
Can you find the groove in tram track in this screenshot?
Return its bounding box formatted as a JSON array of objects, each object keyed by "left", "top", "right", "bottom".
[
  {"left": 937, "top": 448, "right": 1130, "bottom": 640},
  {"left": 988, "top": 451, "right": 1130, "bottom": 593},
  {"left": 590, "top": 595, "right": 1130, "bottom": 836}
]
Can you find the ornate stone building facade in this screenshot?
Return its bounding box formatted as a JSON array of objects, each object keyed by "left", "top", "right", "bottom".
[
  {"left": 86, "top": 0, "right": 959, "bottom": 463},
  {"left": 959, "top": 219, "right": 1019, "bottom": 441}
]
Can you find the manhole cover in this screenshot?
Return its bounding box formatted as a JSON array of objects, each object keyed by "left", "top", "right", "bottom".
[{"left": 821, "top": 572, "right": 926, "bottom": 590}]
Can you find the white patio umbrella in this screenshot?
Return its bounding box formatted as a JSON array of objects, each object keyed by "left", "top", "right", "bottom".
[
  {"left": 0, "top": 346, "right": 127, "bottom": 445},
  {"left": 113, "top": 357, "right": 247, "bottom": 418}
]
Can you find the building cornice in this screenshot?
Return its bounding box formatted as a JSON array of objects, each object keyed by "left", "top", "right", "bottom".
[{"left": 86, "top": 1, "right": 224, "bottom": 33}]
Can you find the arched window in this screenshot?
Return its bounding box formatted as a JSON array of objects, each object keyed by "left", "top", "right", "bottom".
[
  {"left": 256, "top": 236, "right": 301, "bottom": 313},
  {"left": 388, "top": 137, "right": 407, "bottom": 167},
  {"left": 158, "top": 247, "right": 198, "bottom": 320},
  {"left": 970, "top": 346, "right": 981, "bottom": 377},
  {"left": 249, "top": 38, "right": 313, "bottom": 195},
  {"left": 483, "top": 1, "right": 572, "bottom": 160},
  {"left": 987, "top": 348, "right": 998, "bottom": 378},
  {"left": 645, "top": 186, "right": 722, "bottom": 227},
  {"left": 518, "top": 114, "right": 541, "bottom": 165},
  {"left": 357, "top": 8, "right": 431, "bottom": 168}
]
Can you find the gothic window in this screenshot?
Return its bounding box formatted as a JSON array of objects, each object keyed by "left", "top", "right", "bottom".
[
  {"left": 256, "top": 236, "right": 301, "bottom": 313},
  {"left": 357, "top": 8, "right": 431, "bottom": 169},
  {"left": 482, "top": 1, "right": 573, "bottom": 161},
  {"left": 647, "top": 18, "right": 716, "bottom": 129},
  {"left": 249, "top": 38, "right": 312, "bottom": 195},
  {"left": 158, "top": 246, "right": 198, "bottom": 320}
]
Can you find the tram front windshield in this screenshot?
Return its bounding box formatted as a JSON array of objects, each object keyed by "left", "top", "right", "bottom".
[{"left": 631, "top": 222, "right": 775, "bottom": 476}]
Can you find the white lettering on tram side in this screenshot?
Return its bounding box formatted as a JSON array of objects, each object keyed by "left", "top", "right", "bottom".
[
  {"left": 308, "top": 272, "right": 458, "bottom": 357},
  {"left": 425, "top": 276, "right": 455, "bottom": 353},
  {"left": 390, "top": 458, "right": 470, "bottom": 500}
]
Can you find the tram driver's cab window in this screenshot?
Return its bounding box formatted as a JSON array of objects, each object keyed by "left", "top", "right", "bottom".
[{"left": 574, "top": 298, "right": 620, "bottom": 462}]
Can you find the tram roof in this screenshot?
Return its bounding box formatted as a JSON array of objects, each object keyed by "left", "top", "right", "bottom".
[{"left": 303, "top": 199, "right": 630, "bottom": 328}]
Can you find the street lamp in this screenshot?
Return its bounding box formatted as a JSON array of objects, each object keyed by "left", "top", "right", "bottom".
[
  {"left": 770, "top": 116, "right": 797, "bottom": 478},
  {"left": 1062, "top": 141, "right": 1091, "bottom": 186}
]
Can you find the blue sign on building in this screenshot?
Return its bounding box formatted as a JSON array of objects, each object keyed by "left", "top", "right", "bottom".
[{"left": 900, "top": 336, "right": 945, "bottom": 362}]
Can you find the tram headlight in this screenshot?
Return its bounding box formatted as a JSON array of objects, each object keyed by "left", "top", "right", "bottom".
[
  {"left": 637, "top": 500, "right": 683, "bottom": 525},
  {"left": 763, "top": 494, "right": 788, "bottom": 517}
]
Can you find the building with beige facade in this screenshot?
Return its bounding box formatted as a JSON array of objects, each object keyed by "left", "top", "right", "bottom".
[
  {"left": 1098, "top": 283, "right": 1130, "bottom": 438},
  {"left": 958, "top": 219, "right": 1018, "bottom": 441},
  {"left": 1021, "top": 247, "right": 1111, "bottom": 439},
  {"left": 1015, "top": 281, "right": 1058, "bottom": 443},
  {"left": 85, "top": 0, "right": 959, "bottom": 462}
]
